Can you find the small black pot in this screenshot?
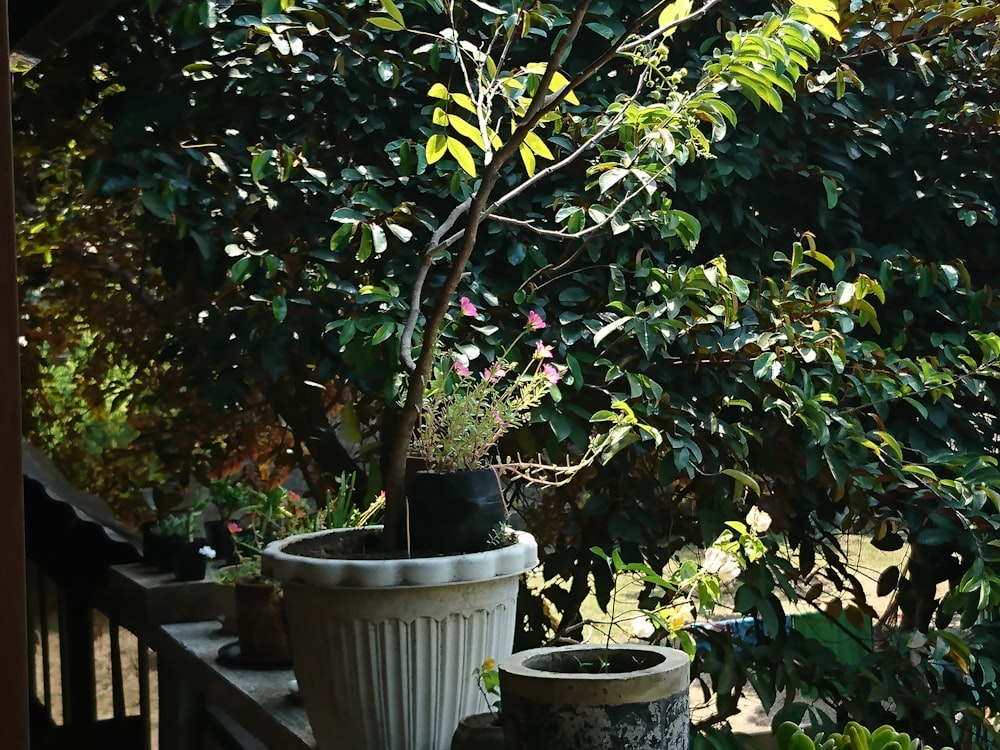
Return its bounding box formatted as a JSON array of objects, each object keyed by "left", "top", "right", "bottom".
[
  {"left": 204, "top": 519, "right": 237, "bottom": 565},
  {"left": 141, "top": 521, "right": 163, "bottom": 567},
  {"left": 172, "top": 537, "right": 210, "bottom": 581},
  {"left": 451, "top": 712, "right": 503, "bottom": 750},
  {"left": 406, "top": 468, "right": 505, "bottom": 554}
]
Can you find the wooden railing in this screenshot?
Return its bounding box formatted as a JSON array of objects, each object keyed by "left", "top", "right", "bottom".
[{"left": 23, "top": 463, "right": 316, "bottom": 750}]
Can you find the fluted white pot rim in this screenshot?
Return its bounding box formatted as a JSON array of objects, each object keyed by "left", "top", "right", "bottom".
[{"left": 262, "top": 525, "right": 538, "bottom": 588}]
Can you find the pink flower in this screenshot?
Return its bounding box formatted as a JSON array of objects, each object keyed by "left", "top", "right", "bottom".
[
  {"left": 527, "top": 310, "right": 546, "bottom": 330},
  {"left": 543, "top": 364, "right": 561, "bottom": 383},
  {"left": 534, "top": 341, "right": 553, "bottom": 359},
  {"left": 454, "top": 359, "right": 471, "bottom": 376},
  {"left": 226, "top": 521, "right": 243, "bottom": 535},
  {"left": 459, "top": 296, "right": 478, "bottom": 317},
  {"left": 482, "top": 364, "right": 507, "bottom": 383},
  {"left": 493, "top": 411, "right": 504, "bottom": 425}
]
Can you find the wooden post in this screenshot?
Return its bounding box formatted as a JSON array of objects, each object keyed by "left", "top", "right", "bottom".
[{"left": 0, "top": 2, "right": 31, "bottom": 749}]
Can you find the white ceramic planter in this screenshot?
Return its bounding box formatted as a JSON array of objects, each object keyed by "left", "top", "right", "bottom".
[{"left": 262, "top": 526, "right": 537, "bottom": 750}]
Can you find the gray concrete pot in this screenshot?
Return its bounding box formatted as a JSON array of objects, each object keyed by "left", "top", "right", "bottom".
[{"left": 499, "top": 644, "right": 690, "bottom": 750}]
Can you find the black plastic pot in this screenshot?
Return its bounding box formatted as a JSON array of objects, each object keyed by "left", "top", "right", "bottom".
[
  {"left": 204, "top": 519, "right": 237, "bottom": 565},
  {"left": 140, "top": 521, "right": 163, "bottom": 567},
  {"left": 406, "top": 468, "right": 505, "bottom": 553},
  {"left": 172, "top": 537, "right": 210, "bottom": 581}
]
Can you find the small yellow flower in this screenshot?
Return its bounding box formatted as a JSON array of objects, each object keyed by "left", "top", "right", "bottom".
[
  {"left": 667, "top": 606, "right": 694, "bottom": 632},
  {"left": 481, "top": 658, "right": 497, "bottom": 672}
]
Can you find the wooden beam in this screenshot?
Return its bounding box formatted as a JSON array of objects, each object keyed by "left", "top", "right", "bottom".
[{"left": 1, "top": 2, "right": 30, "bottom": 748}]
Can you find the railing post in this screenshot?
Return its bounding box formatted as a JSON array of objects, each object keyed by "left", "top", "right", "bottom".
[
  {"left": 0, "top": 0, "right": 30, "bottom": 747},
  {"left": 158, "top": 656, "right": 205, "bottom": 750}
]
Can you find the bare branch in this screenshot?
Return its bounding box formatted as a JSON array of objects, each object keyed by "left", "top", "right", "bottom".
[
  {"left": 620, "top": 0, "right": 722, "bottom": 53},
  {"left": 400, "top": 198, "right": 472, "bottom": 370},
  {"left": 489, "top": 161, "right": 671, "bottom": 240}
]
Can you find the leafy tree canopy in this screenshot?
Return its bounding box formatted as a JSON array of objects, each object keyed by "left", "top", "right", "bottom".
[{"left": 14, "top": 0, "right": 1000, "bottom": 743}]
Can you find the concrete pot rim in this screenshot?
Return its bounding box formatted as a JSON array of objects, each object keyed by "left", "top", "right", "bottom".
[
  {"left": 500, "top": 644, "right": 690, "bottom": 706},
  {"left": 261, "top": 525, "right": 537, "bottom": 588}
]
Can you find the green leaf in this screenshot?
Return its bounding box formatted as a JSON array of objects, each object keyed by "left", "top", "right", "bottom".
[
  {"left": 427, "top": 82, "right": 449, "bottom": 99},
  {"left": 447, "top": 114, "right": 486, "bottom": 149},
  {"left": 518, "top": 142, "right": 536, "bottom": 177},
  {"left": 523, "top": 130, "right": 554, "bottom": 160},
  {"left": 723, "top": 468, "right": 761, "bottom": 496},
  {"left": 752, "top": 352, "right": 780, "bottom": 381},
  {"left": 372, "top": 321, "right": 395, "bottom": 345},
  {"left": 448, "top": 138, "right": 477, "bottom": 177},
  {"left": 271, "top": 295, "right": 287, "bottom": 323},
  {"left": 425, "top": 134, "right": 447, "bottom": 164},
  {"left": 822, "top": 176, "right": 839, "bottom": 209},
  {"left": 379, "top": 0, "right": 404, "bottom": 25},
  {"left": 250, "top": 149, "right": 276, "bottom": 181},
  {"left": 230, "top": 257, "right": 255, "bottom": 284},
  {"left": 368, "top": 17, "right": 404, "bottom": 31},
  {"left": 329, "top": 222, "right": 355, "bottom": 252}
]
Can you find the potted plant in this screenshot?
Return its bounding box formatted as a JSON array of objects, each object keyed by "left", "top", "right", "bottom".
[
  {"left": 498, "top": 509, "right": 773, "bottom": 750},
  {"left": 451, "top": 658, "right": 505, "bottom": 750},
  {"left": 168, "top": 494, "right": 212, "bottom": 581},
  {"left": 204, "top": 478, "right": 258, "bottom": 564},
  {"left": 240, "top": 0, "right": 820, "bottom": 745},
  {"left": 218, "top": 475, "right": 376, "bottom": 668},
  {"left": 774, "top": 720, "right": 956, "bottom": 750}
]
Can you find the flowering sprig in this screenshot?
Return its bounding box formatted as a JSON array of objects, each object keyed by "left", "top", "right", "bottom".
[
  {"left": 591, "top": 505, "right": 773, "bottom": 656},
  {"left": 411, "top": 303, "right": 565, "bottom": 472},
  {"left": 473, "top": 658, "right": 501, "bottom": 717}
]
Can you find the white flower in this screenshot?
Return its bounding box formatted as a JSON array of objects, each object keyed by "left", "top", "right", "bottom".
[
  {"left": 631, "top": 615, "right": 655, "bottom": 639},
  {"left": 198, "top": 545, "right": 217, "bottom": 559},
  {"left": 703, "top": 547, "right": 742, "bottom": 582},
  {"left": 746, "top": 506, "right": 772, "bottom": 534}
]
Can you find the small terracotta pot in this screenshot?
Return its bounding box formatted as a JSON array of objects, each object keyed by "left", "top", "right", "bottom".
[{"left": 234, "top": 578, "right": 290, "bottom": 662}]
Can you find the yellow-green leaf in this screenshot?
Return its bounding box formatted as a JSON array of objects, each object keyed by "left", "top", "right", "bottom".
[
  {"left": 432, "top": 107, "right": 448, "bottom": 126},
  {"left": 657, "top": 0, "right": 694, "bottom": 38},
  {"left": 804, "top": 13, "right": 841, "bottom": 41},
  {"left": 450, "top": 93, "right": 477, "bottom": 114},
  {"left": 519, "top": 142, "right": 537, "bottom": 177},
  {"left": 427, "top": 82, "right": 449, "bottom": 99},
  {"left": 368, "top": 17, "right": 404, "bottom": 31},
  {"left": 379, "top": 0, "right": 404, "bottom": 25},
  {"left": 447, "top": 114, "right": 486, "bottom": 148},
  {"left": 447, "top": 137, "right": 477, "bottom": 177},
  {"left": 791, "top": 0, "right": 838, "bottom": 17},
  {"left": 425, "top": 133, "right": 447, "bottom": 164},
  {"left": 523, "top": 130, "right": 554, "bottom": 160},
  {"left": 547, "top": 71, "right": 579, "bottom": 105}
]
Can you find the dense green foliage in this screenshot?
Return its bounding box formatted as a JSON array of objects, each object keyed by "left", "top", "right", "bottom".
[{"left": 14, "top": 0, "right": 1000, "bottom": 745}]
